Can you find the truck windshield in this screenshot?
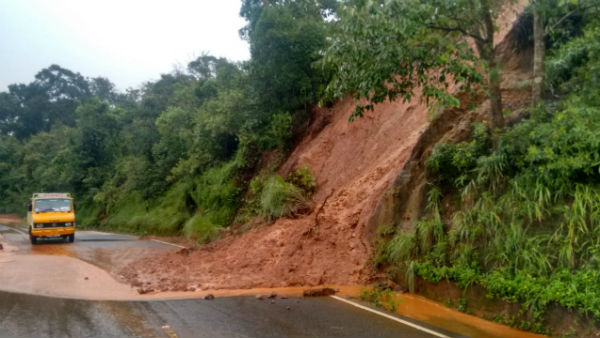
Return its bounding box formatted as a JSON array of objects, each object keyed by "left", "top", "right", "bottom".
[{"left": 34, "top": 199, "right": 72, "bottom": 212}]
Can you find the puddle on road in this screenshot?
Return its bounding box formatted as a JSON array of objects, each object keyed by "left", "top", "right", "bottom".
[
  {"left": 0, "top": 254, "right": 138, "bottom": 299},
  {"left": 31, "top": 243, "right": 77, "bottom": 257}
]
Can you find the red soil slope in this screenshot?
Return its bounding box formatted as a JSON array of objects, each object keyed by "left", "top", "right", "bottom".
[
  {"left": 122, "top": 4, "right": 524, "bottom": 291},
  {"left": 123, "top": 97, "right": 429, "bottom": 291}
]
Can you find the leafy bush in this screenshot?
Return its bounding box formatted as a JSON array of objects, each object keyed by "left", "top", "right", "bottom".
[
  {"left": 183, "top": 214, "right": 220, "bottom": 244},
  {"left": 245, "top": 166, "right": 316, "bottom": 222},
  {"left": 192, "top": 160, "right": 242, "bottom": 227},
  {"left": 286, "top": 165, "right": 317, "bottom": 197},
  {"left": 101, "top": 181, "right": 192, "bottom": 235},
  {"left": 259, "top": 174, "right": 310, "bottom": 221},
  {"left": 259, "top": 113, "right": 293, "bottom": 151},
  {"left": 546, "top": 20, "right": 600, "bottom": 100},
  {"left": 360, "top": 287, "right": 403, "bottom": 312},
  {"left": 426, "top": 123, "right": 491, "bottom": 189}
]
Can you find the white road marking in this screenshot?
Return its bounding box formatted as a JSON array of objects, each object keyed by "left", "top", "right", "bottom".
[
  {"left": 161, "top": 324, "right": 179, "bottom": 338},
  {"left": 5, "top": 225, "right": 28, "bottom": 237},
  {"left": 330, "top": 295, "right": 451, "bottom": 338},
  {"left": 80, "top": 230, "right": 114, "bottom": 236},
  {"left": 151, "top": 239, "right": 186, "bottom": 249}
]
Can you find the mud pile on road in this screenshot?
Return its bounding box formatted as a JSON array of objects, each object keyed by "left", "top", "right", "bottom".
[{"left": 121, "top": 3, "right": 525, "bottom": 292}]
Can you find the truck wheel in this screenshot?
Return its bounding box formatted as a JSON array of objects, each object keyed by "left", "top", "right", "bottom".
[
  {"left": 68, "top": 234, "right": 75, "bottom": 243},
  {"left": 30, "top": 235, "right": 37, "bottom": 245}
]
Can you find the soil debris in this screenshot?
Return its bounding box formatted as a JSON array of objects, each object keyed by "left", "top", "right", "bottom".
[
  {"left": 176, "top": 248, "right": 190, "bottom": 256},
  {"left": 376, "top": 281, "right": 406, "bottom": 293},
  {"left": 137, "top": 288, "right": 154, "bottom": 295},
  {"left": 120, "top": 93, "right": 430, "bottom": 291},
  {"left": 302, "top": 287, "right": 337, "bottom": 297}
]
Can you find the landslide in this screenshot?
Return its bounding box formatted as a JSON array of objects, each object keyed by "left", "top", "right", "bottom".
[
  {"left": 122, "top": 95, "right": 430, "bottom": 291},
  {"left": 121, "top": 3, "right": 526, "bottom": 292}
]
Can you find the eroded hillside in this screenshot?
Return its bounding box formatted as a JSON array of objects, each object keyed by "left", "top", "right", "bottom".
[
  {"left": 122, "top": 95, "right": 430, "bottom": 290},
  {"left": 121, "top": 2, "right": 526, "bottom": 292}
]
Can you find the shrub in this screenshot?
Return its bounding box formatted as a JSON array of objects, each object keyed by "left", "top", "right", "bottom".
[
  {"left": 360, "top": 287, "right": 402, "bottom": 312},
  {"left": 426, "top": 123, "right": 491, "bottom": 189},
  {"left": 286, "top": 165, "right": 317, "bottom": 197},
  {"left": 192, "top": 160, "right": 242, "bottom": 227},
  {"left": 259, "top": 174, "right": 310, "bottom": 221},
  {"left": 183, "top": 214, "right": 220, "bottom": 244}
]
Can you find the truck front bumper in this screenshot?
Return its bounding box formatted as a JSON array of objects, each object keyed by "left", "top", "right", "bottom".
[{"left": 31, "top": 227, "right": 75, "bottom": 237}]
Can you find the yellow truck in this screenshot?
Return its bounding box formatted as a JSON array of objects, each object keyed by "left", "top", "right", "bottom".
[{"left": 27, "top": 193, "right": 76, "bottom": 245}]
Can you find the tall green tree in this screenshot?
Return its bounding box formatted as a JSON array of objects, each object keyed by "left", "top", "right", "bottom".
[
  {"left": 323, "top": 0, "right": 508, "bottom": 129},
  {"left": 69, "top": 99, "right": 119, "bottom": 194},
  {"left": 1, "top": 65, "right": 92, "bottom": 139},
  {"left": 241, "top": 0, "right": 333, "bottom": 122},
  {"left": 530, "top": 0, "right": 599, "bottom": 104}
]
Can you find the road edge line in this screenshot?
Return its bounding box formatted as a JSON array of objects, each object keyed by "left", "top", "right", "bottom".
[
  {"left": 330, "top": 295, "right": 450, "bottom": 338},
  {"left": 3, "top": 224, "right": 28, "bottom": 238},
  {"left": 151, "top": 239, "right": 186, "bottom": 249},
  {"left": 80, "top": 230, "right": 113, "bottom": 236}
]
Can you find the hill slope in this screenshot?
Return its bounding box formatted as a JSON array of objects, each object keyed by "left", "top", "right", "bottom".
[
  {"left": 123, "top": 96, "right": 429, "bottom": 290},
  {"left": 122, "top": 3, "right": 525, "bottom": 291}
]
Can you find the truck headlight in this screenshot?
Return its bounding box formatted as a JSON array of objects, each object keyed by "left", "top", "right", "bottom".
[
  {"left": 64, "top": 222, "right": 73, "bottom": 227},
  {"left": 35, "top": 223, "right": 43, "bottom": 228}
]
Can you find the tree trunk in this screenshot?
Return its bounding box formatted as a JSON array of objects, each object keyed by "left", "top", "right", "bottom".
[
  {"left": 532, "top": 7, "right": 545, "bottom": 105},
  {"left": 488, "top": 61, "right": 505, "bottom": 130},
  {"left": 480, "top": 7, "right": 505, "bottom": 130}
]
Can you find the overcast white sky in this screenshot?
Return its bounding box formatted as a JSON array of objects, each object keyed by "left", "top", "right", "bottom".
[{"left": 0, "top": 0, "right": 250, "bottom": 91}]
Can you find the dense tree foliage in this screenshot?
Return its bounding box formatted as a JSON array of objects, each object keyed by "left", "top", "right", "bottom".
[
  {"left": 322, "top": 0, "right": 507, "bottom": 127},
  {"left": 0, "top": 0, "right": 332, "bottom": 240},
  {"left": 530, "top": 0, "right": 599, "bottom": 104}
]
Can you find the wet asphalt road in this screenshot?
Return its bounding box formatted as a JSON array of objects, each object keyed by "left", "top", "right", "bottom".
[
  {"left": 0, "top": 291, "right": 455, "bottom": 338},
  {"left": 0, "top": 225, "right": 454, "bottom": 338}
]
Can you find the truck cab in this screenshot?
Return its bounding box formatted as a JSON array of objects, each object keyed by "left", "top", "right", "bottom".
[{"left": 27, "top": 193, "right": 76, "bottom": 245}]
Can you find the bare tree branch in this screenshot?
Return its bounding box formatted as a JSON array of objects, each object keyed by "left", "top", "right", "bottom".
[{"left": 544, "top": 3, "right": 595, "bottom": 37}]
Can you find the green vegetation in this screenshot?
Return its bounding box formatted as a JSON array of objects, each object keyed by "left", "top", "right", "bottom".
[
  {"left": 360, "top": 287, "right": 403, "bottom": 312},
  {"left": 378, "top": 16, "right": 600, "bottom": 333},
  {"left": 0, "top": 0, "right": 333, "bottom": 241},
  {"left": 247, "top": 166, "right": 316, "bottom": 222},
  {"left": 322, "top": 0, "right": 501, "bottom": 126}
]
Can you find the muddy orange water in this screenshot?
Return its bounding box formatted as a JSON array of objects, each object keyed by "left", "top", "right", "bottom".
[{"left": 392, "top": 293, "right": 545, "bottom": 338}]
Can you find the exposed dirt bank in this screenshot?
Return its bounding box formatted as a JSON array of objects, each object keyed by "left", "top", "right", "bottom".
[{"left": 121, "top": 94, "right": 429, "bottom": 291}]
